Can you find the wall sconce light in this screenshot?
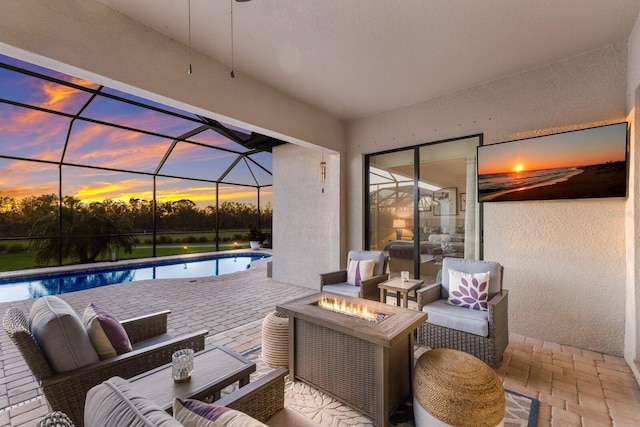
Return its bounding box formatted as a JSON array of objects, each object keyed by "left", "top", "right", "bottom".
[
  {"left": 320, "top": 161, "right": 326, "bottom": 193},
  {"left": 320, "top": 153, "right": 326, "bottom": 193}
]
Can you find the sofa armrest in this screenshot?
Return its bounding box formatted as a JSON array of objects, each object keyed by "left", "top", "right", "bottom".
[
  {"left": 320, "top": 270, "right": 347, "bottom": 286},
  {"left": 120, "top": 310, "right": 171, "bottom": 344},
  {"left": 416, "top": 283, "right": 442, "bottom": 310},
  {"left": 40, "top": 329, "right": 207, "bottom": 426},
  {"left": 360, "top": 273, "right": 389, "bottom": 300},
  {"left": 214, "top": 367, "right": 288, "bottom": 423},
  {"left": 487, "top": 289, "right": 509, "bottom": 363},
  {"left": 487, "top": 289, "right": 508, "bottom": 328}
]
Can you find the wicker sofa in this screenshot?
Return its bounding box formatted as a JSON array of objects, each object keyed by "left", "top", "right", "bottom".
[
  {"left": 2, "top": 297, "right": 207, "bottom": 427},
  {"left": 80, "top": 368, "right": 318, "bottom": 426}
]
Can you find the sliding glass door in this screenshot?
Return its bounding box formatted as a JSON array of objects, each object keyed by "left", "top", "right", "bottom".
[{"left": 366, "top": 135, "right": 482, "bottom": 282}]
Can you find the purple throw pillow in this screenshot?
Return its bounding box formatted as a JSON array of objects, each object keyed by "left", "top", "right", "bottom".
[
  {"left": 82, "top": 303, "right": 132, "bottom": 360},
  {"left": 173, "top": 398, "right": 267, "bottom": 426}
]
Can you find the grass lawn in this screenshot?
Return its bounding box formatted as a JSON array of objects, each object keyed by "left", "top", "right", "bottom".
[{"left": 0, "top": 242, "right": 255, "bottom": 273}]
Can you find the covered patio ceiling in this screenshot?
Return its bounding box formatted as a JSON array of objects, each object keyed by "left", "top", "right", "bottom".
[{"left": 96, "top": 0, "right": 640, "bottom": 121}]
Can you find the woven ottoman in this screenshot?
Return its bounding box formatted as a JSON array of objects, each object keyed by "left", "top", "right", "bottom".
[
  {"left": 261, "top": 310, "right": 289, "bottom": 367},
  {"left": 413, "top": 348, "right": 505, "bottom": 427}
]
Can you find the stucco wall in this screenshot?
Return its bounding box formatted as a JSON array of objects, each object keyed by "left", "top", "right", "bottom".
[
  {"left": 626, "top": 13, "right": 640, "bottom": 368},
  {"left": 348, "top": 43, "right": 628, "bottom": 355},
  {"left": 272, "top": 144, "right": 341, "bottom": 289}
]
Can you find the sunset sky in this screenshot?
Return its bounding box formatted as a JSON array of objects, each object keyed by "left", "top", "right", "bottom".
[
  {"left": 0, "top": 55, "right": 272, "bottom": 208},
  {"left": 477, "top": 123, "right": 628, "bottom": 175}
]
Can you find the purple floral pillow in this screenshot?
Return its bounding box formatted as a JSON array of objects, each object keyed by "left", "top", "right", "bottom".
[{"left": 446, "top": 270, "right": 490, "bottom": 311}]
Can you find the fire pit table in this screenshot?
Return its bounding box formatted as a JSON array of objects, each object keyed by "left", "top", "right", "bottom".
[{"left": 277, "top": 292, "right": 427, "bottom": 427}]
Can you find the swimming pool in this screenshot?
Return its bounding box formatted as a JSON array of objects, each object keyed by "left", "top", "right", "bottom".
[{"left": 0, "top": 253, "right": 270, "bottom": 303}]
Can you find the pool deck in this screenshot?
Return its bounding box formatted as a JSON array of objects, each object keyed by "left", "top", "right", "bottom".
[{"left": 0, "top": 255, "right": 318, "bottom": 426}]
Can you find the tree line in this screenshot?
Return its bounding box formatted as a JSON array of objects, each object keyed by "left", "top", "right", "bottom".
[
  {"left": 0, "top": 194, "right": 272, "bottom": 238},
  {"left": 0, "top": 194, "right": 272, "bottom": 264}
]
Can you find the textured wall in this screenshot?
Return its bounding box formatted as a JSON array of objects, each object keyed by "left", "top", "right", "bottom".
[
  {"left": 348, "top": 43, "right": 628, "bottom": 355},
  {"left": 626, "top": 14, "right": 640, "bottom": 365},
  {"left": 272, "top": 144, "right": 341, "bottom": 289}
]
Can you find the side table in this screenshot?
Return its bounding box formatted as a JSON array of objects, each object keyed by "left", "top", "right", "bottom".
[
  {"left": 129, "top": 346, "right": 256, "bottom": 413},
  {"left": 379, "top": 277, "right": 424, "bottom": 308}
]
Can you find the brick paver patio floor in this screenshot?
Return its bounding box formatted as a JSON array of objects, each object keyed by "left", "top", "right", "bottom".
[
  {"left": 0, "top": 257, "right": 316, "bottom": 426},
  {"left": 1, "top": 257, "right": 639, "bottom": 426}
]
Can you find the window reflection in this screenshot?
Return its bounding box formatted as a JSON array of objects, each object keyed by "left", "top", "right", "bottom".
[{"left": 367, "top": 136, "right": 481, "bottom": 283}]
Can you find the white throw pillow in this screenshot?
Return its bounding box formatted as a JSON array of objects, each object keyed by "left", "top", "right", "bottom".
[
  {"left": 447, "top": 269, "right": 490, "bottom": 311},
  {"left": 346, "top": 259, "right": 376, "bottom": 286}
]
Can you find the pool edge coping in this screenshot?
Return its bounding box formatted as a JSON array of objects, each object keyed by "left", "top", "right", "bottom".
[{"left": 0, "top": 248, "right": 272, "bottom": 281}]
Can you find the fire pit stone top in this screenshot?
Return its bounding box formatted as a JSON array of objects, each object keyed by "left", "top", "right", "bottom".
[{"left": 277, "top": 292, "right": 427, "bottom": 348}]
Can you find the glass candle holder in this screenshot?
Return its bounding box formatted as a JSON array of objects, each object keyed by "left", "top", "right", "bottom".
[
  {"left": 400, "top": 271, "right": 409, "bottom": 282},
  {"left": 172, "top": 349, "right": 194, "bottom": 383}
]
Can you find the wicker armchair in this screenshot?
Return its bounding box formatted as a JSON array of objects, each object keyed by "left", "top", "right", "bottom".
[
  {"left": 216, "top": 367, "right": 318, "bottom": 426},
  {"left": 3, "top": 306, "right": 207, "bottom": 427},
  {"left": 320, "top": 250, "right": 389, "bottom": 301},
  {"left": 215, "top": 367, "right": 288, "bottom": 423},
  {"left": 416, "top": 258, "right": 509, "bottom": 367}
]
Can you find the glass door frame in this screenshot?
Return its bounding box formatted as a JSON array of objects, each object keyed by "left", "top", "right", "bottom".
[{"left": 364, "top": 134, "right": 484, "bottom": 277}]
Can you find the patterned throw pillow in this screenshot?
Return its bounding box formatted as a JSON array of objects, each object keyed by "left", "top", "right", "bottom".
[
  {"left": 83, "top": 303, "right": 132, "bottom": 360},
  {"left": 346, "top": 259, "right": 376, "bottom": 286},
  {"left": 173, "top": 398, "right": 267, "bottom": 427},
  {"left": 446, "top": 269, "right": 490, "bottom": 311}
]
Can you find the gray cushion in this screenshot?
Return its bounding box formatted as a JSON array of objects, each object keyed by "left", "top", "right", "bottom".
[
  {"left": 347, "top": 250, "right": 386, "bottom": 276},
  {"left": 422, "top": 299, "right": 489, "bottom": 337},
  {"left": 85, "top": 376, "right": 181, "bottom": 427},
  {"left": 29, "top": 296, "right": 100, "bottom": 373},
  {"left": 322, "top": 283, "right": 361, "bottom": 298},
  {"left": 441, "top": 258, "right": 503, "bottom": 299}
]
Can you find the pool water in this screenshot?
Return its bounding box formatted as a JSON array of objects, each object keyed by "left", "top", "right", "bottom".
[{"left": 0, "top": 254, "right": 270, "bottom": 303}]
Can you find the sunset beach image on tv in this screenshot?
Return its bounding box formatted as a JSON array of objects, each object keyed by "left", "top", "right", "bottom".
[{"left": 477, "top": 122, "right": 628, "bottom": 202}]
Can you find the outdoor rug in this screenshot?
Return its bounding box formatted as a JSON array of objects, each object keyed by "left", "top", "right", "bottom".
[{"left": 227, "top": 347, "right": 539, "bottom": 427}]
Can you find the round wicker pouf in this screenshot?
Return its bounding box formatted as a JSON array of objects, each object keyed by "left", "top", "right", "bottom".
[
  {"left": 261, "top": 310, "right": 289, "bottom": 367},
  {"left": 413, "top": 348, "right": 505, "bottom": 427}
]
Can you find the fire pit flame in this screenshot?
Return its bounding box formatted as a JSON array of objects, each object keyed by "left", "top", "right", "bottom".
[{"left": 317, "top": 297, "right": 387, "bottom": 322}]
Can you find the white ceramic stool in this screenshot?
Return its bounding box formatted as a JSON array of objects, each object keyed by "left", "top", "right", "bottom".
[{"left": 413, "top": 348, "right": 505, "bottom": 427}]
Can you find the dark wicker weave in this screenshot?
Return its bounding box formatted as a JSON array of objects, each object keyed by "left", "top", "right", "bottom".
[
  {"left": 38, "top": 411, "right": 76, "bottom": 427},
  {"left": 416, "top": 282, "right": 509, "bottom": 368},
  {"left": 3, "top": 306, "right": 207, "bottom": 427},
  {"left": 319, "top": 252, "right": 389, "bottom": 301},
  {"left": 214, "top": 367, "right": 288, "bottom": 423},
  {"left": 293, "top": 316, "right": 411, "bottom": 422}
]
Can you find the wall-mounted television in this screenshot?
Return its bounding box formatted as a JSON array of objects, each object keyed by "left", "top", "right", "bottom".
[{"left": 477, "top": 122, "right": 628, "bottom": 202}]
